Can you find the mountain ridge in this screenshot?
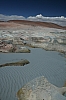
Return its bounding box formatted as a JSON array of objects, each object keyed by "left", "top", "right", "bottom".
[
  {"left": 0, "top": 20, "right": 66, "bottom": 30},
  {"left": 8, "top": 20, "right": 66, "bottom": 30}
]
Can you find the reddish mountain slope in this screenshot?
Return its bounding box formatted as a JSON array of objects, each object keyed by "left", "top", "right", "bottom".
[
  {"left": 0, "top": 20, "right": 66, "bottom": 29},
  {"left": 8, "top": 20, "right": 66, "bottom": 30}
]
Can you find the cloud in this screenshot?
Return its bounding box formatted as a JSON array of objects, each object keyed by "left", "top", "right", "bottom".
[
  {"left": 0, "top": 14, "right": 66, "bottom": 26},
  {"left": 27, "top": 14, "right": 66, "bottom": 26},
  {"left": 0, "top": 14, "right": 25, "bottom": 21}
]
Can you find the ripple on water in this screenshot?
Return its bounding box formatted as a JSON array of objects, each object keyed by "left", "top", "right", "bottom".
[{"left": 0, "top": 48, "right": 66, "bottom": 100}]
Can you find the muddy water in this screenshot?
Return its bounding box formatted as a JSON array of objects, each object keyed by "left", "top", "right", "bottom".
[{"left": 0, "top": 48, "right": 66, "bottom": 100}]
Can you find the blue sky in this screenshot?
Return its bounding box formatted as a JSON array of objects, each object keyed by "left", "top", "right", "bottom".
[{"left": 0, "top": 0, "right": 66, "bottom": 17}]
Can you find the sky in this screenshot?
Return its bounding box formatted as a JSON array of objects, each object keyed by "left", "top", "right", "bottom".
[
  {"left": 0, "top": 0, "right": 66, "bottom": 26},
  {"left": 0, "top": 0, "right": 66, "bottom": 17}
]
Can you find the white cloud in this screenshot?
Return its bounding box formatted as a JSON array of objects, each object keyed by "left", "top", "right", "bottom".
[
  {"left": 0, "top": 14, "right": 66, "bottom": 26},
  {"left": 0, "top": 14, "right": 25, "bottom": 21},
  {"left": 36, "top": 14, "right": 44, "bottom": 18},
  {"left": 27, "top": 14, "right": 66, "bottom": 26}
]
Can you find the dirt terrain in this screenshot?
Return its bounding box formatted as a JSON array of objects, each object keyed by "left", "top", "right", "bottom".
[{"left": 0, "top": 20, "right": 66, "bottom": 29}]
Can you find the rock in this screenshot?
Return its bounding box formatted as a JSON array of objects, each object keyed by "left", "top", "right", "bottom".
[
  {"left": 0, "top": 59, "right": 30, "bottom": 67},
  {"left": 17, "top": 76, "right": 66, "bottom": 100},
  {"left": 15, "top": 47, "right": 31, "bottom": 53}
]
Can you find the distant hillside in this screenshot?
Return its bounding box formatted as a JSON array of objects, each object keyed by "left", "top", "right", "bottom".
[{"left": 8, "top": 20, "right": 66, "bottom": 30}]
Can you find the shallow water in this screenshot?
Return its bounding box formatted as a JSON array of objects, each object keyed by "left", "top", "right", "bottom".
[{"left": 0, "top": 48, "right": 66, "bottom": 100}]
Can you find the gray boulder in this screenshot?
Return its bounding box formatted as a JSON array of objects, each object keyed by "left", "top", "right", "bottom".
[{"left": 17, "top": 76, "right": 66, "bottom": 100}]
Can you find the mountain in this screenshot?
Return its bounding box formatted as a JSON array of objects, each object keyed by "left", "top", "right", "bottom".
[
  {"left": 0, "top": 20, "right": 66, "bottom": 30},
  {"left": 8, "top": 20, "right": 66, "bottom": 30}
]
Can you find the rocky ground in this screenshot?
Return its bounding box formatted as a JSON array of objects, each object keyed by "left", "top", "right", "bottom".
[{"left": 0, "top": 21, "right": 66, "bottom": 55}]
